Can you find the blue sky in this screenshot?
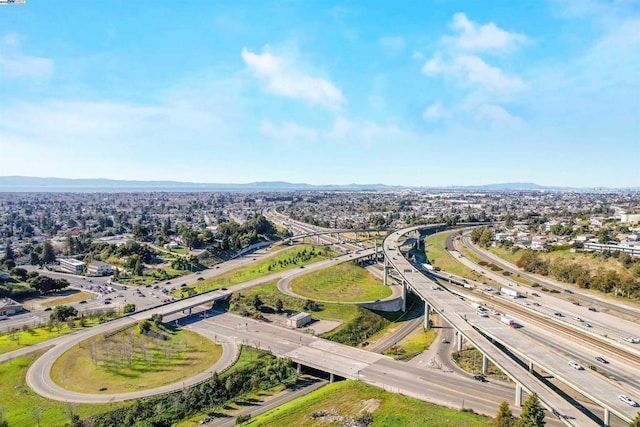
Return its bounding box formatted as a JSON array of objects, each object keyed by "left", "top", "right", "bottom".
[{"left": 1, "top": 0, "right": 638, "bottom": 187}]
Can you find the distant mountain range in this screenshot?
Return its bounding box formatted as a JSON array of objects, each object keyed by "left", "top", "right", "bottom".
[{"left": 0, "top": 176, "right": 637, "bottom": 192}]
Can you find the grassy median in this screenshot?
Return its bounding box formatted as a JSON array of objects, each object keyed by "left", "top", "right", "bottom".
[
  {"left": 50, "top": 324, "right": 221, "bottom": 394},
  {"left": 289, "top": 262, "right": 392, "bottom": 302}
]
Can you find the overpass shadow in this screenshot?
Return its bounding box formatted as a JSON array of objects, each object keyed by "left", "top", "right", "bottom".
[
  {"left": 167, "top": 305, "right": 228, "bottom": 327},
  {"left": 473, "top": 327, "right": 604, "bottom": 426}
]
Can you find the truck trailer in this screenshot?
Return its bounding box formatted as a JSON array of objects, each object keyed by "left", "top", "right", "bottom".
[
  {"left": 500, "top": 316, "right": 518, "bottom": 328},
  {"left": 500, "top": 287, "right": 519, "bottom": 298}
]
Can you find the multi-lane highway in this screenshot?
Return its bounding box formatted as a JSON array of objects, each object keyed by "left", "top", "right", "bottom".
[{"left": 386, "top": 226, "right": 639, "bottom": 425}]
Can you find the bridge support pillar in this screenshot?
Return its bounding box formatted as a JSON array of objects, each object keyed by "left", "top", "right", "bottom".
[
  {"left": 401, "top": 281, "right": 407, "bottom": 312},
  {"left": 383, "top": 257, "right": 389, "bottom": 286},
  {"left": 423, "top": 303, "right": 431, "bottom": 330},
  {"left": 329, "top": 373, "right": 334, "bottom": 383},
  {"left": 456, "top": 332, "right": 463, "bottom": 352},
  {"left": 482, "top": 354, "right": 488, "bottom": 375},
  {"left": 188, "top": 307, "right": 192, "bottom": 315},
  {"left": 528, "top": 361, "right": 534, "bottom": 373},
  {"left": 297, "top": 363, "right": 302, "bottom": 375},
  {"left": 603, "top": 408, "right": 610, "bottom": 427},
  {"left": 515, "top": 383, "right": 523, "bottom": 407}
]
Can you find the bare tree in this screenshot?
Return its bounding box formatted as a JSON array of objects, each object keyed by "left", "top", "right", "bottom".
[
  {"left": 89, "top": 340, "right": 98, "bottom": 366},
  {"left": 31, "top": 407, "right": 45, "bottom": 427}
]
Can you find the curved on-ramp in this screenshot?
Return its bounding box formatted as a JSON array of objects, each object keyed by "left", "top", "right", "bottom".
[
  {"left": 26, "top": 326, "right": 239, "bottom": 404},
  {"left": 276, "top": 256, "right": 402, "bottom": 305}
]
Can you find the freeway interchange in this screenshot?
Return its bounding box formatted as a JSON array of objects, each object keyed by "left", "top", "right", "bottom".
[{"left": 2, "top": 219, "right": 639, "bottom": 426}]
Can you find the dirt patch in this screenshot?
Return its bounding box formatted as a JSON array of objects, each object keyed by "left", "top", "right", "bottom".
[{"left": 359, "top": 398, "right": 381, "bottom": 414}]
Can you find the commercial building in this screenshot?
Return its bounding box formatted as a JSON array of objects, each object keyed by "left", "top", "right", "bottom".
[
  {"left": 59, "top": 258, "right": 85, "bottom": 274},
  {"left": 87, "top": 260, "right": 113, "bottom": 276}
]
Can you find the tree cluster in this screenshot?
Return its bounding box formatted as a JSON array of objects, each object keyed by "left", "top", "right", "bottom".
[
  {"left": 471, "top": 227, "right": 493, "bottom": 247},
  {"left": 89, "top": 354, "right": 295, "bottom": 427},
  {"left": 516, "top": 251, "right": 639, "bottom": 298},
  {"left": 494, "top": 394, "right": 544, "bottom": 427}
]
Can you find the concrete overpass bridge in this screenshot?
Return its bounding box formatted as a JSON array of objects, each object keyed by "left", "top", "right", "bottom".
[{"left": 383, "top": 226, "right": 638, "bottom": 426}]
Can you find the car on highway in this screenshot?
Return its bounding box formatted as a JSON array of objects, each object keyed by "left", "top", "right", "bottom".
[
  {"left": 588, "top": 307, "right": 597, "bottom": 312},
  {"left": 553, "top": 312, "right": 563, "bottom": 317},
  {"left": 583, "top": 323, "right": 592, "bottom": 327},
  {"left": 44, "top": 307, "right": 52, "bottom": 311},
  {"left": 472, "top": 374, "right": 487, "bottom": 382},
  {"left": 441, "top": 339, "right": 450, "bottom": 344},
  {"left": 531, "top": 292, "right": 540, "bottom": 297},
  {"left": 180, "top": 283, "right": 187, "bottom": 287},
  {"left": 79, "top": 300, "right": 87, "bottom": 304},
  {"left": 568, "top": 361, "right": 583, "bottom": 370},
  {"left": 220, "top": 287, "right": 228, "bottom": 291},
  {"left": 618, "top": 395, "right": 639, "bottom": 407},
  {"left": 572, "top": 316, "right": 582, "bottom": 322},
  {"left": 624, "top": 337, "right": 640, "bottom": 343},
  {"left": 477, "top": 311, "right": 489, "bottom": 318},
  {"left": 197, "top": 277, "right": 204, "bottom": 281},
  {"left": 595, "top": 356, "right": 608, "bottom": 364}
]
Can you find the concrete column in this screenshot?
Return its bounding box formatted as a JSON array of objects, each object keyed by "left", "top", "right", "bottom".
[
  {"left": 329, "top": 372, "right": 334, "bottom": 383},
  {"left": 515, "top": 383, "right": 523, "bottom": 407},
  {"left": 528, "top": 361, "right": 534, "bottom": 373},
  {"left": 482, "top": 354, "right": 489, "bottom": 375},
  {"left": 424, "top": 303, "right": 431, "bottom": 330},
  {"left": 401, "top": 282, "right": 407, "bottom": 312},
  {"left": 383, "top": 257, "right": 388, "bottom": 286},
  {"left": 188, "top": 307, "right": 192, "bottom": 315},
  {"left": 296, "top": 363, "right": 302, "bottom": 375},
  {"left": 603, "top": 408, "right": 610, "bottom": 427},
  {"left": 456, "top": 332, "right": 463, "bottom": 352}
]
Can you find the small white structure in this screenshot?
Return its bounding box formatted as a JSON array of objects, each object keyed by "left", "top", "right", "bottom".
[
  {"left": 0, "top": 298, "right": 23, "bottom": 316},
  {"left": 286, "top": 312, "right": 311, "bottom": 328},
  {"left": 87, "top": 260, "right": 113, "bottom": 276},
  {"left": 59, "top": 258, "right": 85, "bottom": 274}
]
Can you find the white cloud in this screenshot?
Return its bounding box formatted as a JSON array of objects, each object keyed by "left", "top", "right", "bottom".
[
  {"left": 475, "top": 104, "right": 523, "bottom": 127},
  {"left": 379, "top": 36, "right": 405, "bottom": 54},
  {"left": 412, "top": 50, "right": 425, "bottom": 61},
  {"left": 260, "top": 120, "right": 319, "bottom": 145},
  {"left": 241, "top": 46, "right": 346, "bottom": 111},
  {"left": 455, "top": 55, "right": 527, "bottom": 95},
  {"left": 423, "top": 101, "right": 448, "bottom": 121},
  {"left": 0, "top": 32, "right": 54, "bottom": 79},
  {"left": 448, "top": 13, "right": 528, "bottom": 53},
  {"left": 421, "top": 53, "right": 448, "bottom": 75}
]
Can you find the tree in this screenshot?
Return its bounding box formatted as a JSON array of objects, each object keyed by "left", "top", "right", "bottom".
[
  {"left": 41, "top": 241, "right": 56, "bottom": 265},
  {"left": 494, "top": 401, "right": 516, "bottom": 427},
  {"left": 3, "top": 239, "right": 14, "bottom": 261},
  {"left": 123, "top": 303, "right": 136, "bottom": 314},
  {"left": 151, "top": 313, "right": 163, "bottom": 326},
  {"left": 518, "top": 393, "right": 545, "bottom": 427},
  {"left": 505, "top": 213, "right": 514, "bottom": 229},
  {"left": 629, "top": 411, "right": 640, "bottom": 427},
  {"left": 50, "top": 305, "right": 78, "bottom": 322},
  {"left": 252, "top": 295, "right": 263, "bottom": 311},
  {"left": 138, "top": 320, "right": 151, "bottom": 334},
  {"left": 29, "top": 276, "right": 69, "bottom": 293},
  {"left": 11, "top": 267, "right": 28, "bottom": 281},
  {"left": 275, "top": 299, "right": 284, "bottom": 313}
]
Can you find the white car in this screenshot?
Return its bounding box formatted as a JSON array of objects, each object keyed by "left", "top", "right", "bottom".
[
  {"left": 477, "top": 311, "right": 489, "bottom": 318},
  {"left": 618, "top": 395, "right": 639, "bottom": 407},
  {"left": 624, "top": 337, "right": 640, "bottom": 343},
  {"left": 568, "top": 361, "right": 583, "bottom": 370}
]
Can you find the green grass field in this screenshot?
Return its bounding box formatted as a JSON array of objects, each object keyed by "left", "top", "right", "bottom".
[
  {"left": 0, "top": 354, "right": 124, "bottom": 427},
  {"left": 50, "top": 324, "right": 221, "bottom": 394},
  {"left": 230, "top": 281, "right": 361, "bottom": 324},
  {"left": 182, "top": 245, "right": 336, "bottom": 296},
  {"left": 243, "top": 380, "right": 492, "bottom": 427},
  {"left": 425, "top": 232, "right": 500, "bottom": 286},
  {"left": 0, "top": 316, "right": 107, "bottom": 355},
  {"left": 289, "top": 263, "right": 391, "bottom": 302},
  {"left": 385, "top": 328, "right": 436, "bottom": 361},
  {"left": 452, "top": 348, "right": 510, "bottom": 382}
]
